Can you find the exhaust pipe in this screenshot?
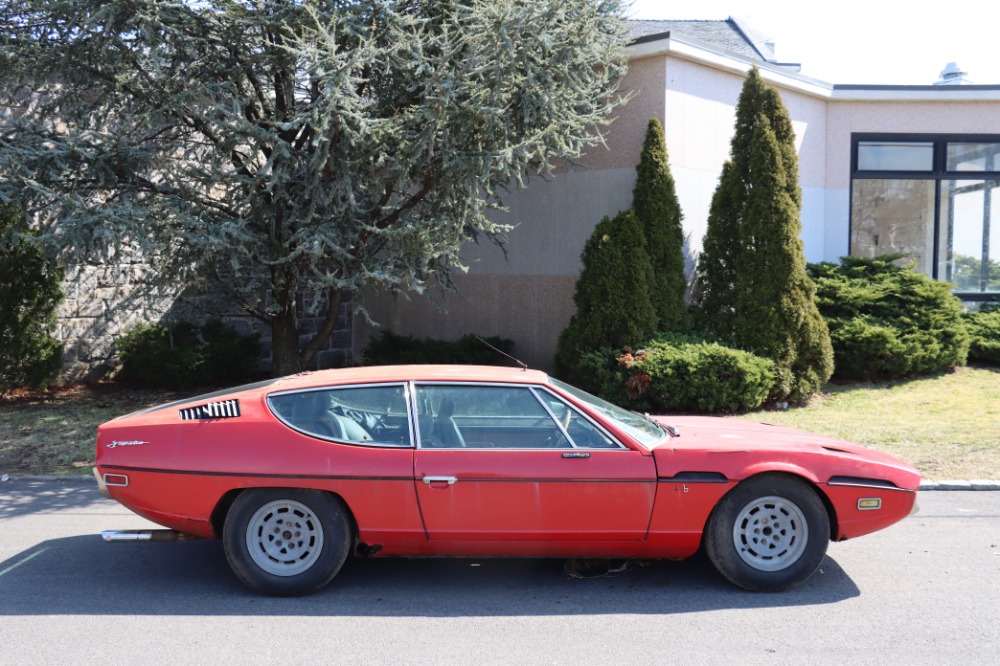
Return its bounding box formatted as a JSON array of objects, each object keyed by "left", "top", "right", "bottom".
[{"left": 102, "top": 529, "right": 199, "bottom": 542}]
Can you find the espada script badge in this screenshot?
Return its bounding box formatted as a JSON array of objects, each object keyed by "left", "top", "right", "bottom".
[{"left": 107, "top": 440, "right": 149, "bottom": 449}]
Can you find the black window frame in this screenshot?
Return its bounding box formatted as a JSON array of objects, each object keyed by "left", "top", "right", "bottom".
[{"left": 850, "top": 133, "right": 1000, "bottom": 302}]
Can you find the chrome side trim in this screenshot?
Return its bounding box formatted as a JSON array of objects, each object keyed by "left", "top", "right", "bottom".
[
  {"left": 103, "top": 473, "right": 129, "bottom": 488},
  {"left": 827, "top": 476, "right": 913, "bottom": 492}
]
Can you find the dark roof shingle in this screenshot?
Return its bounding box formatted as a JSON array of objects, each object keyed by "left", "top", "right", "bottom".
[{"left": 628, "top": 19, "right": 764, "bottom": 61}]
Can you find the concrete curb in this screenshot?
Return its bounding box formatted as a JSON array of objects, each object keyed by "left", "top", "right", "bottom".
[
  {"left": 1, "top": 474, "right": 95, "bottom": 483},
  {"left": 3, "top": 474, "right": 1000, "bottom": 490},
  {"left": 920, "top": 480, "right": 1000, "bottom": 491}
]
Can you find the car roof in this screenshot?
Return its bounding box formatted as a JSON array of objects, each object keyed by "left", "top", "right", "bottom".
[{"left": 269, "top": 364, "right": 552, "bottom": 391}]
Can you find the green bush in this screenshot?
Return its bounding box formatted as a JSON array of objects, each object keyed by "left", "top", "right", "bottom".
[
  {"left": 808, "top": 256, "right": 970, "bottom": 379},
  {"left": 554, "top": 210, "right": 657, "bottom": 384},
  {"left": 0, "top": 204, "right": 64, "bottom": 392},
  {"left": 964, "top": 308, "right": 1000, "bottom": 365},
  {"left": 116, "top": 319, "right": 260, "bottom": 388},
  {"left": 576, "top": 333, "right": 776, "bottom": 414},
  {"left": 363, "top": 331, "right": 516, "bottom": 366}
]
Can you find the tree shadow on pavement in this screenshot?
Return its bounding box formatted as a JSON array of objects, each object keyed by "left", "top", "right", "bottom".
[{"left": 0, "top": 479, "right": 104, "bottom": 519}]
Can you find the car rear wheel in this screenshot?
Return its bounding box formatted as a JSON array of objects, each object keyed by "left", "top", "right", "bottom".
[
  {"left": 705, "top": 475, "right": 830, "bottom": 592},
  {"left": 223, "top": 488, "right": 351, "bottom": 596}
]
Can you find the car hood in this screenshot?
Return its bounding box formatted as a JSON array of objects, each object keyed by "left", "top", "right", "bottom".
[
  {"left": 649, "top": 415, "right": 872, "bottom": 453},
  {"left": 646, "top": 415, "right": 920, "bottom": 488}
]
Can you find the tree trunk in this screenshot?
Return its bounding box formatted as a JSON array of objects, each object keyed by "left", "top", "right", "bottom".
[
  {"left": 269, "top": 289, "right": 343, "bottom": 377},
  {"left": 298, "top": 288, "right": 342, "bottom": 370},
  {"left": 271, "top": 310, "right": 301, "bottom": 377}
]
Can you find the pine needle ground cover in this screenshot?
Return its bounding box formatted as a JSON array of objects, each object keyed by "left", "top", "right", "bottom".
[
  {"left": 3, "top": 370, "right": 998, "bottom": 479},
  {"left": 739, "top": 367, "right": 1000, "bottom": 480}
]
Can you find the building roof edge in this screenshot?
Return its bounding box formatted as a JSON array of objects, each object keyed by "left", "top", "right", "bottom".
[{"left": 627, "top": 35, "right": 1000, "bottom": 102}]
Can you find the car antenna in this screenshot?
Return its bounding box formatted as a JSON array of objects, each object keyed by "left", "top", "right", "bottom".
[{"left": 475, "top": 336, "right": 528, "bottom": 371}]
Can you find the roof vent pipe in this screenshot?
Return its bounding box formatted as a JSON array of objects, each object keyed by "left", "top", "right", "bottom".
[{"left": 934, "top": 62, "right": 972, "bottom": 85}]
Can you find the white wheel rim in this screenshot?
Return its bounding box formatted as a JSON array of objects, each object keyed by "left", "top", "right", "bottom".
[
  {"left": 245, "top": 499, "right": 325, "bottom": 577},
  {"left": 732, "top": 495, "right": 809, "bottom": 572}
]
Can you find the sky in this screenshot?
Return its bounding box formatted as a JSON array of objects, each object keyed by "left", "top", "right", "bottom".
[{"left": 627, "top": 0, "right": 1000, "bottom": 85}]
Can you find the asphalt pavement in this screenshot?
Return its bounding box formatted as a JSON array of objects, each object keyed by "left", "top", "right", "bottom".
[{"left": 1, "top": 479, "right": 998, "bottom": 665}]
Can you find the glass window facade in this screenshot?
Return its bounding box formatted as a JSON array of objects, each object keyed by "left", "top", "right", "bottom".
[
  {"left": 857, "top": 141, "right": 934, "bottom": 172},
  {"left": 851, "top": 135, "right": 1000, "bottom": 302},
  {"left": 940, "top": 180, "right": 1000, "bottom": 292},
  {"left": 946, "top": 143, "right": 1000, "bottom": 172},
  {"left": 850, "top": 179, "right": 936, "bottom": 275}
]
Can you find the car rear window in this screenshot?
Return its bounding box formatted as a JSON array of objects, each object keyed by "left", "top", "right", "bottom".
[{"left": 268, "top": 384, "right": 412, "bottom": 447}]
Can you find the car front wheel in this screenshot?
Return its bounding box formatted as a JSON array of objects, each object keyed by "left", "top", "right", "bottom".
[
  {"left": 705, "top": 475, "right": 830, "bottom": 592},
  {"left": 223, "top": 488, "right": 351, "bottom": 596}
]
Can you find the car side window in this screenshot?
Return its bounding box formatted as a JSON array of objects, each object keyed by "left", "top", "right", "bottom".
[
  {"left": 533, "top": 389, "right": 622, "bottom": 449},
  {"left": 414, "top": 384, "right": 572, "bottom": 449},
  {"left": 268, "top": 385, "right": 411, "bottom": 447}
]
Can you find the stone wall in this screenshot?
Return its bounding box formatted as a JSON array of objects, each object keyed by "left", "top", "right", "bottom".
[{"left": 54, "top": 260, "right": 355, "bottom": 383}]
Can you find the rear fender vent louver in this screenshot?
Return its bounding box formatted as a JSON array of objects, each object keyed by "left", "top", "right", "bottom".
[{"left": 179, "top": 399, "right": 241, "bottom": 421}]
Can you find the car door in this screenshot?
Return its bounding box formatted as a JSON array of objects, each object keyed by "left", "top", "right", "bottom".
[{"left": 412, "top": 383, "right": 656, "bottom": 541}]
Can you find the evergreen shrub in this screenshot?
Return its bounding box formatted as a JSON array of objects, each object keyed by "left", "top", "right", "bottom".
[
  {"left": 554, "top": 210, "right": 657, "bottom": 384},
  {"left": 963, "top": 307, "right": 1000, "bottom": 365},
  {"left": 808, "top": 256, "right": 970, "bottom": 379},
  {"left": 116, "top": 320, "right": 260, "bottom": 388},
  {"left": 0, "top": 204, "right": 64, "bottom": 392},
  {"left": 693, "top": 68, "right": 832, "bottom": 403},
  {"left": 363, "top": 331, "right": 515, "bottom": 366},
  {"left": 576, "top": 334, "right": 776, "bottom": 414},
  {"left": 633, "top": 117, "right": 689, "bottom": 331}
]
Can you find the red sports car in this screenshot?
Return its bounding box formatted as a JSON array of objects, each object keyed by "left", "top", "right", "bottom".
[{"left": 94, "top": 365, "right": 920, "bottom": 596}]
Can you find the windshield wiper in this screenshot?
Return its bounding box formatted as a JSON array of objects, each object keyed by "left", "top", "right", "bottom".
[
  {"left": 629, "top": 411, "right": 677, "bottom": 438},
  {"left": 640, "top": 412, "right": 679, "bottom": 438}
]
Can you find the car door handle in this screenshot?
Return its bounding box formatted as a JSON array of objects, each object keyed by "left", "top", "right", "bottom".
[
  {"left": 561, "top": 452, "right": 591, "bottom": 459},
  {"left": 422, "top": 476, "right": 457, "bottom": 485}
]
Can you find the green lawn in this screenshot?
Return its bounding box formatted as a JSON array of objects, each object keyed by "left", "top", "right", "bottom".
[{"left": 739, "top": 366, "right": 1000, "bottom": 480}]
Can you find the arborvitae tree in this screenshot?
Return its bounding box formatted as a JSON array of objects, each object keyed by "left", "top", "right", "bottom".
[
  {"left": 0, "top": 204, "right": 63, "bottom": 392},
  {"left": 554, "top": 210, "right": 657, "bottom": 382},
  {"left": 632, "top": 116, "right": 689, "bottom": 331},
  {"left": 0, "top": 0, "right": 630, "bottom": 375},
  {"left": 695, "top": 68, "right": 833, "bottom": 402},
  {"left": 694, "top": 160, "right": 740, "bottom": 339}
]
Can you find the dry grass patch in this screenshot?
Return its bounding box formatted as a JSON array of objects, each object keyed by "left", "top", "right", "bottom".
[
  {"left": 0, "top": 384, "right": 183, "bottom": 475},
  {"left": 740, "top": 366, "right": 1000, "bottom": 480}
]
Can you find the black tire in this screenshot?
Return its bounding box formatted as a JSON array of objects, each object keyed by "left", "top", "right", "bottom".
[
  {"left": 222, "top": 488, "right": 351, "bottom": 596},
  {"left": 704, "top": 474, "right": 830, "bottom": 592}
]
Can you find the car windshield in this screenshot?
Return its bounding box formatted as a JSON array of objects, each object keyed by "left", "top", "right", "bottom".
[{"left": 548, "top": 377, "right": 667, "bottom": 449}]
